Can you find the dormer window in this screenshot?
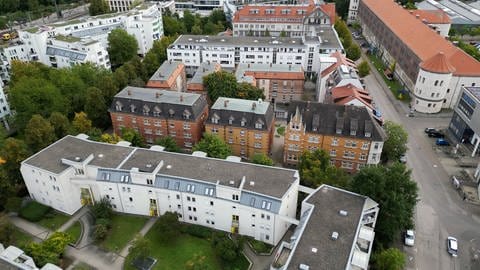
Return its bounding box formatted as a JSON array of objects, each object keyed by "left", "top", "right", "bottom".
[
  {"left": 168, "top": 109, "right": 175, "bottom": 117},
  {"left": 115, "top": 101, "right": 123, "bottom": 111},
  {"left": 255, "top": 121, "right": 263, "bottom": 129},
  {"left": 336, "top": 128, "right": 342, "bottom": 134},
  {"left": 183, "top": 109, "right": 191, "bottom": 120},
  {"left": 153, "top": 106, "right": 161, "bottom": 117},
  {"left": 365, "top": 132, "right": 371, "bottom": 138},
  {"left": 130, "top": 104, "right": 136, "bottom": 113},
  {"left": 211, "top": 113, "right": 220, "bottom": 124},
  {"left": 350, "top": 130, "right": 356, "bottom": 136},
  {"left": 241, "top": 117, "right": 247, "bottom": 127},
  {"left": 228, "top": 116, "right": 234, "bottom": 125},
  {"left": 143, "top": 105, "right": 150, "bottom": 116}
]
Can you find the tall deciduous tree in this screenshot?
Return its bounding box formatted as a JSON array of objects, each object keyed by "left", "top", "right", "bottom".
[
  {"left": 236, "top": 82, "right": 265, "bottom": 101},
  {"left": 251, "top": 153, "right": 274, "bottom": 166},
  {"left": 183, "top": 10, "right": 195, "bottom": 32},
  {"left": 0, "top": 138, "right": 30, "bottom": 184},
  {"left": 49, "top": 112, "right": 70, "bottom": 139},
  {"left": 107, "top": 29, "right": 139, "bottom": 67},
  {"left": 298, "top": 149, "right": 351, "bottom": 188},
  {"left": 155, "top": 136, "right": 181, "bottom": 152},
  {"left": 72, "top": 112, "right": 92, "bottom": 134},
  {"left": 358, "top": 60, "right": 371, "bottom": 77},
  {"left": 25, "top": 115, "right": 56, "bottom": 152},
  {"left": 89, "top": 0, "right": 109, "bottom": 16},
  {"left": 203, "top": 71, "right": 238, "bottom": 102},
  {"left": 193, "top": 133, "right": 232, "bottom": 159},
  {"left": 346, "top": 43, "right": 362, "bottom": 61},
  {"left": 85, "top": 87, "right": 109, "bottom": 128},
  {"left": 373, "top": 248, "right": 406, "bottom": 270},
  {"left": 156, "top": 212, "right": 180, "bottom": 241},
  {"left": 351, "top": 163, "right": 418, "bottom": 247},
  {"left": 382, "top": 120, "right": 408, "bottom": 162}
]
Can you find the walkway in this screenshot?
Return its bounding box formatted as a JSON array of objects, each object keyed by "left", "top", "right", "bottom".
[{"left": 9, "top": 215, "right": 52, "bottom": 241}]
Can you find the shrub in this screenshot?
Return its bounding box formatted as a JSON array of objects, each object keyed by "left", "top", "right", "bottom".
[
  {"left": 93, "top": 223, "right": 108, "bottom": 241},
  {"left": 180, "top": 224, "right": 213, "bottom": 239},
  {"left": 91, "top": 197, "right": 113, "bottom": 220},
  {"left": 248, "top": 238, "right": 273, "bottom": 254},
  {"left": 19, "top": 201, "right": 50, "bottom": 222},
  {"left": 358, "top": 61, "right": 371, "bottom": 78},
  {"left": 95, "top": 218, "right": 111, "bottom": 229},
  {"left": 5, "top": 197, "right": 23, "bottom": 213}
]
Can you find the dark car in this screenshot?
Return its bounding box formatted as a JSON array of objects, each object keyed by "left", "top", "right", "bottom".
[
  {"left": 436, "top": 138, "right": 450, "bottom": 146},
  {"left": 425, "top": 128, "right": 439, "bottom": 134},
  {"left": 428, "top": 130, "right": 444, "bottom": 138}
]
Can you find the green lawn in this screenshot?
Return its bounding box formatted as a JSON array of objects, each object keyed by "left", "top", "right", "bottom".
[
  {"left": 11, "top": 228, "right": 33, "bottom": 249},
  {"left": 100, "top": 214, "right": 148, "bottom": 252},
  {"left": 367, "top": 54, "right": 411, "bottom": 102},
  {"left": 65, "top": 221, "right": 82, "bottom": 245},
  {"left": 143, "top": 231, "right": 222, "bottom": 270},
  {"left": 36, "top": 211, "right": 71, "bottom": 231},
  {"left": 247, "top": 238, "right": 273, "bottom": 254}
]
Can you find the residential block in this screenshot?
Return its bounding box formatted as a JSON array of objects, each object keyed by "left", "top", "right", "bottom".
[{"left": 146, "top": 60, "right": 187, "bottom": 92}]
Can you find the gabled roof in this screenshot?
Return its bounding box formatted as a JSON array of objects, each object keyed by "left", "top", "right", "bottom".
[
  {"left": 321, "top": 51, "right": 357, "bottom": 78},
  {"left": 362, "top": 0, "right": 480, "bottom": 77},
  {"left": 420, "top": 52, "right": 456, "bottom": 74},
  {"left": 410, "top": 9, "right": 451, "bottom": 24},
  {"left": 332, "top": 84, "right": 373, "bottom": 109}
]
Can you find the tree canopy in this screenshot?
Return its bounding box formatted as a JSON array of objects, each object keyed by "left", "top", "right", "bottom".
[
  {"left": 373, "top": 248, "right": 406, "bottom": 270},
  {"left": 107, "top": 29, "right": 139, "bottom": 67},
  {"left": 156, "top": 212, "right": 180, "bottom": 241},
  {"left": 358, "top": 60, "right": 371, "bottom": 77},
  {"left": 155, "top": 136, "right": 181, "bottom": 152},
  {"left": 121, "top": 127, "right": 145, "bottom": 147},
  {"left": 193, "top": 133, "right": 232, "bottom": 159},
  {"left": 25, "top": 114, "right": 56, "bottom": 152},
  {"left": 382, "top": 121, "right": 408, "bottom": 162},
  {"left": 204, "top": 72, "right": 265, "bottom": 103},
  {"left": 89, "top": 0, "right": 109, "bottom": 16},
  {"left": 298, "top": 149, "right": 351, "bottom": 188},
  {"left": 128, "top": 234, "right": 151, "bottom": 261},
  {"left": 351, "top": 163, "right": 418, "bottom": 247},
  {"left": 251, "top": 153, "right": 274, "bottom": 166}
]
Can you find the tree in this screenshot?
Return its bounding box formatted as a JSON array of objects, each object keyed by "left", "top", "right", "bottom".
[
  {"left": 99, "top": 133, "right": 122, "bottom": 144},
  {"left": 183, "top": 10, "right": 195, "bottom": 33},
  {"left": 25, "top": 115, "right": 56, "bottom": 152},
  {"left": 91, "top": 197, "right": 113, "bottom": 220},
  {"left": 48, "top": 68, "right": 87, "bottom": 114},
  {"left": 358, "top": 60, "right": 371, "bottom": 77},
  {"left": 236, "top": 82, "right": 265, "bottom": 100},
  {"left": 85, "top": 87, "right": 109, "bottom": 128},
  {"left": 156, "top": 212, "right": 180, "bottom": 241},
  {"left": 25, "top": 232, "right": 72, "bottom": 267},
  {"left": 211, "top": 233, "right": 242, "bottom": 262},
  {"left": 49, "top": 112, "right": 70, "bottom": 139},
  {"left": 346, "top": 43, "right": 362, "bottom": 61},
  {"left": 107, "top": 29, "right": 139, "bottom": 67},
  {"left": 382, "top": 120, "right": 408, "bottom": 162},
  {"left": 251, "top": 153, "right": 274, "bottom": 166},
  {"left": 191, "top": 24, "right": 202, "bottom": 35},
  {"left": 128, "top": 234, "right": 151, "bottom": 261},
  {"left": 89, "top": 0, "right": 109, "bottom": 16},
  {"left": 373, "top": 248, "right": 406, "bottom": 270},
  {"left": 298, "top": 149, "right": 351, "bottom": 188},
  {"left": 0, "top": 138, "right": 30, "bottom": 184},
  {"left": 163, "top": 15, "right": 186, "bottom": 36},
  {"left": 203, "top": 71, "right": 237, "bottom": 102},
  {"left": 143, "top": 51, "right": 160, "bottom": 77},
  {"left": 113, "top": 68, "right": 129, "bottom": 90},
  {"left": 351, "top": 164, "right": 418, "bottom": 247},
  {"left": 121, "top": 127, "right": 145, "bottom": 147},
  {"left": 155, "top": 136, "right": 181, "bottom": 152},
  {"left": 334, "top": 19, "right": 350, "bottom": 41},
  {"left": 193, "top": 133, "right": 232, "bottom": 159},
  {"left": 72, "top": 112, "right": 92, "bottom": 134},
  {"left": 0, "top": 214, "right": 15, "bottom": 246}
]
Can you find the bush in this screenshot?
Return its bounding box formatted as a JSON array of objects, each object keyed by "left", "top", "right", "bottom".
[
  {"left": 212, "top": 233, "right": 243, "bottom": 263},
  {"left": 180, "top": 224, "right": 213, "bottom": 239},
  {"left": 95, "top": 218, "right": 111, "bottom": 229},
  {"left": 358, "top": 61, "right": 371, "bottom": 78},
  {"left": 5, "top": 197, "right": 23, "bottom": 213},
  {"left": 19, "top": 201, "right": 51, "bottom": 222},
  {"left": 91, "top": 197, "right": 113, "bottom": 220},
  {"left": 248, "top": 238, "right": 273, "bottom": 254},
  {"left": 93, "top": 223, "right": 108, "bottom": 241}
]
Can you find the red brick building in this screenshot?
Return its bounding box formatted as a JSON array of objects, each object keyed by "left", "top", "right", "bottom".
[
  {"left": 110, "top": 86, "right": 208, "bottom": 151},
  {"left": 146, "top": 60, "right": 187, "bottom": 92}
]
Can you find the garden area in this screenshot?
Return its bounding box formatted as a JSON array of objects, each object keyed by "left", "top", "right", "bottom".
[
  {"left": 99, "top": 214, "right": 148, "bottom": 251},
  {"left": 65, "top": 221, "right": 82, "bottom": 245},
  {"left": 367, "top": 53, "right": 411, "bottom": 102},
  {"left": 125, "top": 213, "right": 250, "bottom": 270},
  {"left": 19, "top": 201, "right": 70, "bottom": 231}
]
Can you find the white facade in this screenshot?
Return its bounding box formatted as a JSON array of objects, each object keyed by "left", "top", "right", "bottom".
[
  {"left": 413, "top": 68, "right": 453, "bottom": 113},
  {"left": 347, "top": 0, "right": 360, "bottom": 23},
  {"left": 0, "top": 244, "right": 62, "bottom": 270},
  {"left": 108, "top": 0, "right": 142, "bottom": 12},
  {"left": 367, "top": 141, "right": 383, "bottom": 165},
  {"left": 21, "top": 135, "right": 300, "bottom": 246},
  {"left": 0, "top": 81, "right": 11, "bottom": 129},
  {"left": 168, "top": 35, "right": 342, "bottom": 76}
]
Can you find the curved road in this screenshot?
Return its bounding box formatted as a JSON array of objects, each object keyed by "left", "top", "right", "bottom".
[{"left": 363, "top": 62, "right": 480, "bottom": 270}]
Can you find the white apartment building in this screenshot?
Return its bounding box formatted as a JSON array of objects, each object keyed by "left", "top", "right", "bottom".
[
  {"left": 175, "top": 0, "right": 225, "bottom": 17},
  {"left": 0, "top": 3, "right": 163, "bottom": 81},
  {"left": 0, "top": 81, "right": 11, "bottom": 130},
  {"left": 167, "top": 34, "right": 342, "bottom": 76},
  {"left": 0, "top": 244, "right": 61, "bottom": 270},
  {"left": 20, "top": 134, "right": 378, "bottom": 266}
]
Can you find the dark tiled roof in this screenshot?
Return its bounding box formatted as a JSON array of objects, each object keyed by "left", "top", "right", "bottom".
[
  {"left": 288, "top": 102, "right": 386, "bottom": 141},
  {"left": 209, "top": 98, "right": 274, "bottom": 131},
  {"left": 110, "top": 87, "right": 208, "bottom": 121},
  {"left": 288, "top": 185, "right": 367, "bottom": 269}
]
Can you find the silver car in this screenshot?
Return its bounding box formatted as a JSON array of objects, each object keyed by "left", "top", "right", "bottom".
[{"left": 447, "top": 236, "right": 458, "bottom": 257}]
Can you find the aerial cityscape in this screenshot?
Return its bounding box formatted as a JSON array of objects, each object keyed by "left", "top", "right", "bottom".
[{"left": 0, "top": 0, "right": 479, "bottom": 269}]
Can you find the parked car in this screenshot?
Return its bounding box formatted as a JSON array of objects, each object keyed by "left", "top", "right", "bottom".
[
  {"left": 428, "top": 130, "right": 444, "bottom": 138},
  {"left": 425, "top": 128, "right": 439, "bottom": 134},
  {"left": 399, "top": 154, "right": 407, "bottom": 163},
  {"left": 405, "top": 230, "right": 415, "bottom": 246},
  {"left": 447, "top": 236, "right": 458, "bottom": 257},
  {"left": 436, "top": 138, "right": 450, "bottom": 146}
]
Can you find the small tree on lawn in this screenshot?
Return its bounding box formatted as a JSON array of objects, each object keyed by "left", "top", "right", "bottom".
[
  {"left": 91, "top": 197, "right": 113, "bottom": 220},
  {"left": 346, "top": 43, "right": 362, "bottom": 61},
  {"left": 373, "top": 248, "right": 406, "bottom": 270},
  {"left": 299, "top": 149, "right": 351, "bottom": 188},
  {"left": 156, "top": 212, "right": 180, "bottom": 241},
  {"left": 358, "top": 61, "right": 370, "bottom": 77},
  {"left": 128, "top": 234, "right": 151, "bottom": 261},
  {"left": 193, "top": 133, "right": 232, "bottom": 159},
  {"left": 251, "top": 153, "right": 274, "bottom": 166}
]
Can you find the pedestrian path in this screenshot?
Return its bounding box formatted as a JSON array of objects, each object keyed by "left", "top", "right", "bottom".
[
  {"left": 58, "top": 207, "right": 89, "bottom": 232},
  {"left": 10, "top": 215, "right": 52, "bottom": 240}
]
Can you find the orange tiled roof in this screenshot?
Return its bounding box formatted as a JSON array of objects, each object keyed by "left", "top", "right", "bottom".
[
  {"left": 233, "top": 3, "right": 335, "bottom": 24},
  {"left": 320, "top": 51, "right": 357, "bottom": 78},
  {"left": 362, "top": 0, "right": 480, "bottom": 77},
  {"left": 332, "top": 84, "right": 373, "bottom": 109},
  {"left": 420, "top": 52, "right": 456, "bottom": 74},
  {"left": 409, "top": 9, "right": 451, "bottom": 24}
]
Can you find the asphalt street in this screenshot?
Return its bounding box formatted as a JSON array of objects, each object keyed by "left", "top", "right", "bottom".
[{"left": 363, "top": 61, "right": 480, "bottom": 270}]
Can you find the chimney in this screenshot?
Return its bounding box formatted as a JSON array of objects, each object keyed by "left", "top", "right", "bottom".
[
  {"left": 416, "top": 14, "right": 420, "bottom": 19},
  {"left": 224, "top": 99, "right": 229, "bottom": 107},
  {"left": 409, "top": 10, "right": 413, "bottom": 14},
  {"left": 289, "top": 64, "right": 292, "bottom": 70},
  {"left": 180, "top": 95, "right": 184, "bottom": 102},
  {"left": 156, "top": 92, "right": 161, "bottom": 98},
  {"left": 252, "top": 102, "right": 257, "bottom": 110},
  {"left": 127, "top": 89, "right": 131, "bottom": 96}
]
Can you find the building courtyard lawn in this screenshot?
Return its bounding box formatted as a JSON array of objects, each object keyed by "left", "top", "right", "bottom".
[
  {"left": 11, "top": 228, "right": 34, "bottom": 249},
  {"left": 65, "top": 221, "right": 82, "bottom": 245},
  {"left": 100, "top": 214, "right": 148, "bottom": 252},
  {"left": 36, "top": 211, "right": 71, "bottom": 231}
]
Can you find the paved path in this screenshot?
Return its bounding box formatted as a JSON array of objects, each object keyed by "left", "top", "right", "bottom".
[
  {"left": 10, "top": 215, "right": 52, "bottom": 240},
  {"left": 58, "top": 207, "right": 89, "bottom": 232}
]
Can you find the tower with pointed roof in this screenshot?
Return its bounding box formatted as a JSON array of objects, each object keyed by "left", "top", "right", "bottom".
[{"left": 413, "top": 52, "right": 455, "bottom": 113}]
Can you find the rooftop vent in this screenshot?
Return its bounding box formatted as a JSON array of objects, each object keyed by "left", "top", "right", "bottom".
[
  {"left": 249, "top": 181, "right": 255, "bottom": 186},
  {"left": 339, "top": 210, "right": 348, "bottom": 216},
  {"left": 229, "top": 180, "right": 235, "bottom": 185},
  {"left": 311, "top": 247, "right": 317, "bottom": 253},
  {"left": 75, "top": 157, "right": 81, "bottom": 161},
  {"left": 146, "top": 164, "right": 152, "bottom": 168},
  {"left": 254, "top": 39, "right": 258, "bottom": 43},
  {"left": 166, "top": 165, "right": 172, "bottom": 169},
  {"left": 127, "top": 90, "right": 131, "bottom": 96},
  {"left": 98, "top": 154, "right": 104, "bottom": 158},
  {"left": 299, "top": 264, "right": 310, "bottom": 270},
  {"left": 331, "top": 231, "right": 339, "bottom": 240},
  {"left": 188, "top": 38, "right": 192, "bottom": 41}
]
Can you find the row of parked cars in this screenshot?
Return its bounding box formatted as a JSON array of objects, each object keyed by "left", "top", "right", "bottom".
[
  {"left": 404, "top": 231, "right": 458, "bottom": 257},
  {"left": 425, "top": 128, "right": 450, "bottom": 146}
]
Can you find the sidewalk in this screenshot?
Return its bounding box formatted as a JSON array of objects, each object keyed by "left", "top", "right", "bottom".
[{"left": 9, "top": 216, "right": 52, "bottom": 240}]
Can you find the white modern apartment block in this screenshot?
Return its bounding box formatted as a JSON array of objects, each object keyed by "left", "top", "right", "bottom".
[
  {"left": 167, "top": 34, "right": 342, "bottom": 76},
  {"left": 0, "top": 3, "right": 163, "bottom": 81},
  {"left": 0, "top": 81, "right": 11, "bottom": 130},
  {"left": 175, "top": 0, "right": 225, "bottom": 17},
  {"left": 0, "top": 244, "right": 61, "bottom": 270}
]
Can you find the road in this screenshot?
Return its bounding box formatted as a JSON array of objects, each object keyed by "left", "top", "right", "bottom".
[{"left": 363, "top": 58, "right": 480, "bottom": 270}]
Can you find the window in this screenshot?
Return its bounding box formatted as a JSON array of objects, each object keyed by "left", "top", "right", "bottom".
[
  {"left": 147, "top": 179, "right": 153, "bottom": 185},
  {"left": 232, "top": 194, "right": 239, "bottom": 201},
  {"left": 143, "top": 119, "right": 150, "bottom": 125},
  {"left": 205, "top": 187, "right": 214, "bottom": 196},
  {"left": 210, "top": 201, "right": 214, "bottom": 206},
  {"left": 261, "top": 200, "right": 272, "bottom": 210},
  {"left": 101, "top": 173, "right": 110, "bottom": 180},
  {"left": 255, "top": 122, "right": 263, "bottom": 129},
  {"left": 331, "top": 138, "right": 339, "bottom": 146},
  {"left": 187, "top": 184, "right": 196, "bottom": 193},
  {"left": 120, "top": 175, "right": 130, "bottom": 183},
  {"left": 75, "top": 168, "right": 84, "bottom": 175},
  {"left": 362, "top": 142, "right": 369, "bottom": 150},
  {"left": 330, "top": 149, "right": 336, "bottom": 156},
  {"left": 129, "top": 197, "right": 133, "bottom": 202},
  {"left": 254, "top": 133, "right": 262, "bottom": 139},
  {"left": 183, "top": 123, "right": 190, "bottom": 130}
]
